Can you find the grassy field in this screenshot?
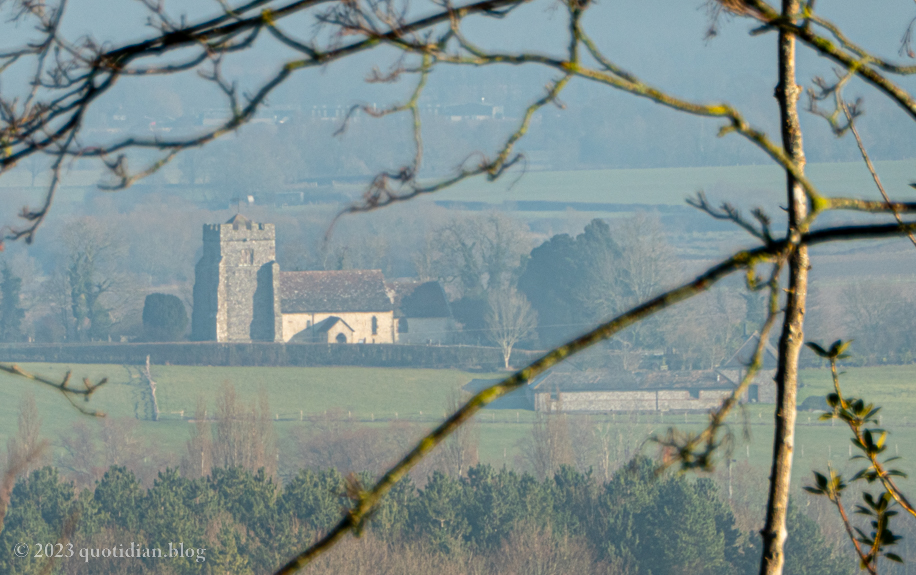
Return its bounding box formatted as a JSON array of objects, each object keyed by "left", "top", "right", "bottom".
[
  {"left": 2, "top": 361, "right": 916, "bottom": 498},
  {"left": 425, "top": 160, "right": 916, "bottom": 207},
  {"left": 8, "top": 159, "right": 913, "bottom": 208}
]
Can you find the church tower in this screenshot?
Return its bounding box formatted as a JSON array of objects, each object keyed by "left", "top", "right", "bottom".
[{"left": 191, "top": 215, "right": 282, "bottom": 342}]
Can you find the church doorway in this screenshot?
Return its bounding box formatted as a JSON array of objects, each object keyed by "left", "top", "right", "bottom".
[{"left": 336, "top": 333, "right": 347, "bottom": 344}]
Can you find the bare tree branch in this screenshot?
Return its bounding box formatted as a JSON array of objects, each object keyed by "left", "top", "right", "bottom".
[{"left": 0, "top": 363, "right": 107, "bottom": 416}]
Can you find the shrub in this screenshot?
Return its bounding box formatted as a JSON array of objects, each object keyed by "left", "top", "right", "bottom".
[{"left": 142, "top": 293, "right": 188, "bottom": 341}]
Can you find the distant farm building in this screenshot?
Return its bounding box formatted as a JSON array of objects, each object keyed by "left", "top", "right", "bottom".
[
  {"left": 191, "top": 216, "right": 451, "bottom": 344},
  {"left": 523, "top": 335, "right": 778, "bottom": 413}
]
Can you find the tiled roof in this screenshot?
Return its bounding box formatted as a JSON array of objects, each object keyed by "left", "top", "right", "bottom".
[
  {"left": 529, "top": 368, "right": 731, "bottom": 393},
  {"left": 279, "top": 270, "right": 393, "bottom": 313},
  {"left": 386, "top": 280, "right": 452, "bottom": 318}
]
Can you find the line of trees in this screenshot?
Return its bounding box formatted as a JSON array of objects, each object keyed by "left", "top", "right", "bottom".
[
  {"left": 0, "top": 459, "right": 850, "bottom": 575},
  {"left": 3, "top": 208, "right": 914, "bottom": 370}
]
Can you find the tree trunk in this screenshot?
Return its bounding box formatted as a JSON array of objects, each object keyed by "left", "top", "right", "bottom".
[
  {"left": 760, "top": 2, "right": 808, "bottom": 574},
  {"left": 503, "top": 345, "right": 512, "bottom": 370}
]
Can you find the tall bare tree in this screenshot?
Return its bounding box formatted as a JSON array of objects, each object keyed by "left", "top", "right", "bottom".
[
  {"left": 430, "top": 213, "right": 530, "bottom": 299},
  {"left": 485, "top": 286, "right": 538, "bottom": 369},
  {"left": 5, "top": 393, "right": 47, "bottom": 478}
]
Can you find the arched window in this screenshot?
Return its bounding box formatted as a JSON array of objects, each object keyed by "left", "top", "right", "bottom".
[
  {"left": 371, "top": 316, "right": 378, "bottom": 335},
  {"left": 336, "top": 333, "right": 347, "bottom": 344}
]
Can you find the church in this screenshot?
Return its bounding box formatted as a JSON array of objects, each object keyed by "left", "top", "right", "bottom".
[{"left": 190, "top": 215, "right": 452, "bottom": 344}]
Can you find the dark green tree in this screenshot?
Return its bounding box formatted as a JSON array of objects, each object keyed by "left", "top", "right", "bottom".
[
  {"left": 0, "top": 468, "right": 75, "bottom": 575},
  {"left": 783, "top": 503, "right": 853, "bottom": 575},
  {"left": 209, "top": 466, "right": 289, "bottom": 571},
  {"left": 462, "top": 465, "right": 526, "bottom": 550},
  {"left": 138, "top": 469, "right": 208, "bottom": 574},
  {"left": 142, "top": 293, "right": 188, "bottom": 341},
  {"left": 518, "top": 219, "right": 622, "bottom": 347},
  {"left": 0, "top": 262, "right": 26, "bottom": 342},
  {"left": 411, "top": 470, "right": 469, "bottom": 554},
  {"left": 93, "top": 466, "right": 143, "bottom": 534},
  {"left": 277, "top": 468, "right": 347, "bottom": 536}
]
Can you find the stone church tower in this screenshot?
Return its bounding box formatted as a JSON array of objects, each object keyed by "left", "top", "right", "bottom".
[{"left": 191, "top": 215, "right": 282, "bottom": 342}]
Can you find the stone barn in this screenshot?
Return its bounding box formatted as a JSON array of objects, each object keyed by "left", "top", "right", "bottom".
[
  {"left": 525, "top": 334, "right": 779, "bottom": 413},
  {"left": 527, "top": 367, "right": 742, "bottom": 413},
  {"left": 716, "top": 332, "right": 778, "bottom": 404}
]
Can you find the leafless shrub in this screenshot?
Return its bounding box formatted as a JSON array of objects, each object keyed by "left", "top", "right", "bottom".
[
  {"left": 0, "top": 393, "right": 49, "bottom": 532},
  {"left": 492, "top": 524, "right": 615, "bottom": 575},
  {"left": 302, "top": 532, "right": 480, "bottom": 575},
  {"left": 436, "top": 391, "right": 480, "bottom": 479},
  {"left": 5, "top": 392, "right": 48, "bottom": 477},
  {"left": 181, "top": 396, "right": 213, "bottom": 479},
  {"left": 294, "top": 411, "right": 416, "bottom": 478},
  {"left": 517, "top": 411, "right": 574, "bottom": 480},
  {"left": 213, "top": 382, "right": 278, "bottom": 477},
  {"left": 56, "top": 421, "right": 103, "bottom": 489}
]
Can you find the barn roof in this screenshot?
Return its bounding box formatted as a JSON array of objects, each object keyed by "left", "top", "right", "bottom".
[
  {"left": 528, "top": 367, "right": 733, "bottom": 393},
  {"left": 279, "top": 270, "right": 393, "bottom": 313},
  {"left": 386, "top": 280, "right": 452, "bottom": 318},
  {"left": 721, "top": 332, "right": 779, "bottom": 369}
]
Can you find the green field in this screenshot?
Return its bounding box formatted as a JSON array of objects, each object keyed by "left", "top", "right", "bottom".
[
  {"left": 8, "top": 159, "right": 914, "bottom": 209},
  {"left": 425, "top": 159, "right": 916, "bottom": 206},
  {"left": 2, "top": 362, "right": 916, "bottom": 498}
]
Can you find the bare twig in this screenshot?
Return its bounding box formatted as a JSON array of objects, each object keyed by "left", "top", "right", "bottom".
[{"left": 0, "top": 364, "right": 107, "bottom": 416}]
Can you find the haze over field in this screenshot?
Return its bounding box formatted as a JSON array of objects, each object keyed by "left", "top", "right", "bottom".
[{"left": 3, "top": 0, "right": 916, "bottom": 574}]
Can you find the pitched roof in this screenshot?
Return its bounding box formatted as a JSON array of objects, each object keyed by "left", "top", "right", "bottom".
[
  {"left": 312, "top": 316, "right": 354, "bottom": 333},
  {"left": 528, "top": 367, "right": 732, "bottom": 393},
  {"left": 226, "top": 214, "right": 252, "bottom": 228},
  {"left": 288, "top": 316, "right": 354, "bottom": 342},
  {"left": 279, "top": 270, "right": 393, "bottom": 313},
  {"left": 721, "top": 332, "right": 779, "bottom": 369},
  {"left": 386, "top": 280, "right": 452, "bottom": 318}
]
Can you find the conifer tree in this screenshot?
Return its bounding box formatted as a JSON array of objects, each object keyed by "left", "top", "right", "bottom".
[{"left": 0, "top": 262, "right": 25, "bottom": 342}]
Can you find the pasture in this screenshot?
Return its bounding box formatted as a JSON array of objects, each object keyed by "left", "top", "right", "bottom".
[
  {"left": 1, "top": 361, "right": 915, "bottom": 498},
  {"left": 426, "top": 159, "right": 916, "bottom": 207}
]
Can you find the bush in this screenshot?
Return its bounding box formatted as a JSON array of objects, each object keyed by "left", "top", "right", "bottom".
[{"left": 142, "top": 293, "right": 188, "bottom": 341}]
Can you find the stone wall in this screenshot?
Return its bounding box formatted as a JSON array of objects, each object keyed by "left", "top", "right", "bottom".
[{"left": 535, "top": 388, "right": 738, "bottom": 413}]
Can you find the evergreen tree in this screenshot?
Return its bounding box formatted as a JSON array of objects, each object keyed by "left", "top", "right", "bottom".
[
  {"left": 518, "top": 219, "right": 622, "bottom": 346},
  {"left": 277, "top": 468, "right": 347, "bottom": 536},
  {"left": 0, "top": 468, "right": 75, "bottom": 575},
  {"left": 142, "top": 293, "right": 188, "bottom": 341},
  {"left": 93, "top": 466, "right": 143, "bottom": 533},
  {"left": 411, "top": 471, "right": 469, "bottom": 554},
  {"left": 0, "top": 262, "right": 25, "bottom": 342}
]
